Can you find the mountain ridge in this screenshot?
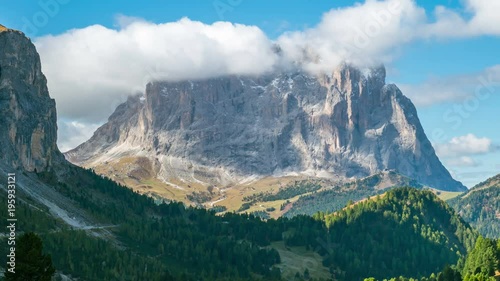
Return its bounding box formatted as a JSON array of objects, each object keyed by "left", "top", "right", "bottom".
[
  {"left": 448, "top": 172, "right": 500, "bottom": 238},
  {"left": 66, "top": 63, "right": 466, "bottom": 194}
]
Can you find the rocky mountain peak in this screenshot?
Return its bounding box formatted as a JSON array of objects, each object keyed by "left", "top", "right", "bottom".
[
  {"left": 67, "top": 63, "right": 466, "bottom": 191},
  {"left": 0, "top": 27, "right": 63, "bottom": 172}
]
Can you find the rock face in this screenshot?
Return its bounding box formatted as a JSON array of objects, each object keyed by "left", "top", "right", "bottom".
[
  {"left": 67, "top": 64, "right": 466, "bottom": 191},
  {"left": 0, "top": 26, "right": 63, "bottom": 172}
]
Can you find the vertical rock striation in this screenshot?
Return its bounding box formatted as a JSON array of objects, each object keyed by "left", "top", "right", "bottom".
[
  {"left": 66, "top": 63, "right": 465, "bottom": 191},
  {"left": 0, "top": 26, "right": 63, "bottom": 172}
]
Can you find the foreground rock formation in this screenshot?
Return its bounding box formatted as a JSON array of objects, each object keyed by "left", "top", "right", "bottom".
[{"left": 0, "top": 25, "right": 63, "bottom": 172}]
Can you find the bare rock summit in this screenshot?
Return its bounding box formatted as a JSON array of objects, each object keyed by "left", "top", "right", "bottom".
[{"left": 66, "top": 64, "right": 466, "bottom": 191}]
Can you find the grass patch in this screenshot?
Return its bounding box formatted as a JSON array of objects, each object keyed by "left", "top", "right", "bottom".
[
  {"left": 433, "top": 190, "right": 463, "bottom": 201},
  {"left": 271, "top": 241, "right": 331, "bottom": 280}
]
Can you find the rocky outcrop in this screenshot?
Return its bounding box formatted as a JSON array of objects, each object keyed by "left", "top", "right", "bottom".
[
  {"left": 67, "top": 64, "right": 466, "bottom": 191},
  {"left": 0, "top": 26, "right": 63, "bottom": 172}
]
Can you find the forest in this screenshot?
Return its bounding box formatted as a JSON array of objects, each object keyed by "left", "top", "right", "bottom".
[
  {"left": 448, "top": 186, "right": 500, "bottom": 238},
  {"left": 1, "top": 167, "right": 499, "bottom": 281}
]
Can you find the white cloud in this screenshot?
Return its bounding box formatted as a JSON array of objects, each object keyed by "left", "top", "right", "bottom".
[
  {"left": 435, "top": 134, "right": 494, "bottom": 158},
  {"left": 113, "top": 14, "right": 148, "bottom": 28},
  {"left": 398, "top": 65, "right": 500, "bottom": 106},
  {"left": 465, "top": 0, "right": 500, "bottom": 35},
  {"left": 446, "top": 156, "right": 479, "bottom": 167},
  {"left": 36, "top": 17, "right": 278, "bottom": 123},
  {"left": 57, "top": 120, "right": 101, "bottom": 153},
  {"left": 436, "top": 134, "right": 498, "bottom": 182},
  {"left": 31, "top": 0, "right": 500, "bottom": 150},
  {"left": 276, "top": 0, "right": 500, "bottom": 73},
  {"left": 277, "top": 0, "right": 425, "bottom": 71}
]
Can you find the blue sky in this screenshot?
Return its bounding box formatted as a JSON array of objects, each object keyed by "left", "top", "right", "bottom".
[
  {"left": 0, "top": 1, "right": 474, "bottom": 41},
  {"left": 1, "top": 0, "right": 499, "bottom": 187}
]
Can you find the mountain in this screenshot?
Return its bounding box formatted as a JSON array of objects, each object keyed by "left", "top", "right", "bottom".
[
  {"left": 0, "top": 25, "right": 493, "bottom": 281},
  {"left": 66, "top": 62, "right": 465, "bottom": 205},
  {"left": 448, "top": 173, "right": 500, "bottom": 238},
  {"left": 0, "top": 25, "right": 63, "bottom": 172}
]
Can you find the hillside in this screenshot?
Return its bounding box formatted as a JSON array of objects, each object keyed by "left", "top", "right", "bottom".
[
  {"left": 0, "top": 171, "right": 478, "bottom": 281},
  {"left": 448, "top": 173, "right": 500, "bottom": 239},
  {"left": 0, "top": 167, "right": 284, "bottom": 280},
  {"left": 307, "top": 188, "right": 477, "bottom": 280},
  {"left": 284, "top": 170, "right": 423, "bottom": 217}
]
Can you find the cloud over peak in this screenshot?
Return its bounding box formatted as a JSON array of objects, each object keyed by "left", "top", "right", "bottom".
[
  {"left": 36, "top": 17, "right": 278, "bottom": 123},
  {"left": 32, "top": 0, "right": 500, "bottom": 150}
]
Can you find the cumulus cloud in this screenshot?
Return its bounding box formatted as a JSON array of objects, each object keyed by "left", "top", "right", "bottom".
[
  {"left": 435, "top": 134, "right": 495, "bottom": 158},
  {"left": 36, "top": 17, "right": 278, "bottom": 122},
  {"left": 464, "top": 0, "right": 500, "bottom": 35},
  {"left": 435, "top": 134, "right": 499, "bottom": 181},
  {"left": 276, "top": 0, "right": 425, "bottom": 71},
  {"left": 276, "top": 0, "right": 500, "bottom": 73},
  {"left": 32, "top": 0, "right": 500, "bottom": 150},
  {"left": 421, "top": 2, "right": 500, "bottom": 38}
]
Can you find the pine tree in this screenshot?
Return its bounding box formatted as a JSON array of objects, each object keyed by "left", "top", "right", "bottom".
[
  {"left": 463, "top": 236, "right": 497, "bottom": 277},
  {"left": 4, "top": 232, "right": 55, "bottom": 281}
]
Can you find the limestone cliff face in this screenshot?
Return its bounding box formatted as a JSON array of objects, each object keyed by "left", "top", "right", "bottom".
[
  {"left": 0, "top": 26, "right": 63, "bottom": 172},
  {"left": 67, "top": 64, "right": 466, "bottom": 191}
]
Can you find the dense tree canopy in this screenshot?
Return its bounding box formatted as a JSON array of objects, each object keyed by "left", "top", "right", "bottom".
[
  {"left": 4, "top": 232, "right": 55, "bottom": 281},
  {"left": 312, "top": 188, "right": 477, "bottom": 280},
  {"left": 0, "top": 167, "right": 492, "bottom": 281},
  {"left": 448, "top": 186, "right": 500, "bottom": 239},
  {"left": 463, "top": 236, "right": 499, "bottom": 276}
]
